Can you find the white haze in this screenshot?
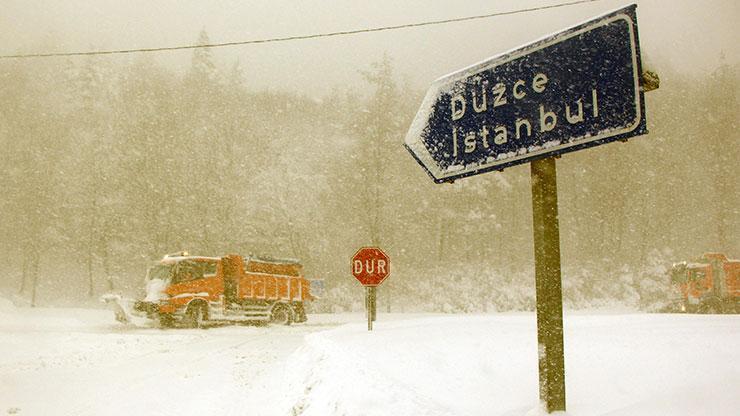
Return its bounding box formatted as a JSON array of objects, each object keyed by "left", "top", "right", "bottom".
[{"left": 1, "top": 0, "right": 738, "bottom": 95}]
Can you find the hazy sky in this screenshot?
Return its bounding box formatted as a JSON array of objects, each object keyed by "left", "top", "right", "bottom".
[{"left": 1, "top": 0, "right": 738, "bottom": 95}]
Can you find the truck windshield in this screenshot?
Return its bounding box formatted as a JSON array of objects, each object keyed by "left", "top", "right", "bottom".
[
  {"left": 688, "top": 269, "right": 706, "bottom": 281},
  {"left": 147, "top": 264, "right": 173, "bottom": 281}
]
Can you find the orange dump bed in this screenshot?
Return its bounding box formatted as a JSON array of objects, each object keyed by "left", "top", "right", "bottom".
[
  {"left": 724, "top": 261, "right": 740, "bottom": 298},
  {"left": 158, "top": 254, "right": 313, "bottom": 305},
  {"left": 246, "top": 259, "right": 302, "bottom": 277},
  {"left": 227, "top": 255, "right": 312, "bottom": 302}
]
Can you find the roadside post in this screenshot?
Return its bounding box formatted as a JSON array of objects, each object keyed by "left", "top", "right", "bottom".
[
  {"left": 352, "top": 247, "right": 390, "bottom": 331},
  {"left": 404, "top": 5, "right": 651, "bottom": 412}
]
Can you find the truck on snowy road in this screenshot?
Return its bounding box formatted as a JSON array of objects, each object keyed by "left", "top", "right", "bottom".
[
  {"left": 103, "top": 252, "right": 322, "bottom": 327},
  {"left": 669, "top": 252, "right": 740, "bottom": 314}
]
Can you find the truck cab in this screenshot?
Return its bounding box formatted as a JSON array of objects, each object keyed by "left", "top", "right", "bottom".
[
  {"left": 135, "top": 254, "right": 224, "bottom": 325},
  {"left": 670, "top": 253, "right": 740, "bottom": 313}
]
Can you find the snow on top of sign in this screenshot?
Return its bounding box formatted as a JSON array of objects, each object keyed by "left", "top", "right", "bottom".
[
  {"left": 431, "top": 4, "right": 637, "bottom": 86},
  {"left": 528, "top": 140, "right": 563, "bottom": 153}
]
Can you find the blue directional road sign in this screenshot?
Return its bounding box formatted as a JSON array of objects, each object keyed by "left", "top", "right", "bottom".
[{"left": 405, "top": 4, "right": 647, "bottom": 183}]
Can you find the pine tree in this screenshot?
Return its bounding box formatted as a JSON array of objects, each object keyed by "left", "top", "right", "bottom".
[{"left": 701, "top": 59, "right": 739, "bottom": 253}]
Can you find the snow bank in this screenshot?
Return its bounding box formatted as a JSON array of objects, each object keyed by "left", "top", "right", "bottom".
[
  {"left": 1, "top": 308, "right": 737, "bottom": 416},
  {"left": 276, "top": 313, "right": 740, "bottom": 416},
  {"left": 0, "top": 298, "right": 113, "bottom": 333},
  {"left": 278, "top": 314, "right": 539, "bottom": 416}
]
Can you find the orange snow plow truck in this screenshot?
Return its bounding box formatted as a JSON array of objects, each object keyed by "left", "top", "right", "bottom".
[
  {"left": 669, "top": 253, "right": 740, "bottom": 314},
  {"left": 102, "top": 252, "right": 323, "bottom": 327}
]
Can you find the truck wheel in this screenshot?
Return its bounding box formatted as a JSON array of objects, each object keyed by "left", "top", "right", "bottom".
[
  {"left": 700, "top": 298, "right": 722, "bottom": 314},
  {"left": 293, "top": 304, "right": 307, "bottom": 323},
  {"left": 708, "top": 300, "right": 723, "bottom": 314},
  {"left": 186, "top": 303, "right": 207, "bottom": 328},
  {"left": 271, "top": 304, "right": 292, "bottom": 326}
]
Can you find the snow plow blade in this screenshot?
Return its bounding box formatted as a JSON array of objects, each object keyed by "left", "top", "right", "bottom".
[{"left": 100, "top": 294, "right": 153, "bottom": 327}]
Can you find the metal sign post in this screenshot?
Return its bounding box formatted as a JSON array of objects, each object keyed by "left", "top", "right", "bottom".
[
  {"left": 364, "top": 286, "right": 378, "bottom": 330},
  {"left": 366, "top": 287, "right": 373, "bottom": 331},
  {"left": 370, "top": 286, "right": 377, "bottom": 322},
  {"left": 403, "top": 4, "right": 652, "bottom": 413},
  {"left": 531, "top": 157, "right": 565, "bottom": 411}
]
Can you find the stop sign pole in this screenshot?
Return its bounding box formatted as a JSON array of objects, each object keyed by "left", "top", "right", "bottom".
[
  {"left": 352, "top": 247, "right": 390, "bottom": 331},
  {"left": 366, "top": 287, "right": 376, "bottom": 330}
]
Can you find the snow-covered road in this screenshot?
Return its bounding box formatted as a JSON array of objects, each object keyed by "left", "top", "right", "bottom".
[
  {"left": 1, "top": 302, "right": 738, "bottom": 416},
  {"left": 0, "top": 306, "right": 348, "bottom": 416}
]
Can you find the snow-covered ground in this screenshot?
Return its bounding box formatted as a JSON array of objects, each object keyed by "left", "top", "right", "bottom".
[{"left": 1, "top": 300, "right": 738, "bottom": 416}]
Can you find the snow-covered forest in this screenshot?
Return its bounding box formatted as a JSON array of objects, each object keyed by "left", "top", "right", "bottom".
[
  {"left": 2, "top": 1, "right": 739, "bottom": 415},
  {"left": 1, "top": 28, "right": 738, "bottom": 311}
]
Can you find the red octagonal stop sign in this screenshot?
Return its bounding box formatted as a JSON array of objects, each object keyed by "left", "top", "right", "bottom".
[{"left": 352, "top": 247, "right": 390, "bottom": 286}]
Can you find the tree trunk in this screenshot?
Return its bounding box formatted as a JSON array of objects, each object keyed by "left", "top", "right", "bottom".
[
  {"left": 30, "top": 254, "right": 40, "bottom": 307},
  {"left": 18, "top": 249, "right": 28, "bottom": 294},
  {"left": 437, "top": 218, "right": 446, "bottom": 263},
  {"left": 87, "top": 199, "right": 97, "bottom": 298},
  {"left": 102, "top": 239, "right": 113, "bottom": 291},
  {"left": 715, "top": 172, "right": 730, "bottom": 253},
  {"left": 87, "top": 249, "right": 94, "bottom": 298}
]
